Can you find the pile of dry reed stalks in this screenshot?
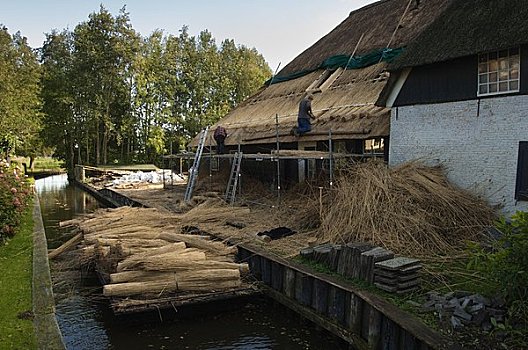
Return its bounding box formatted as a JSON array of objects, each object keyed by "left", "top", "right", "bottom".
[{"left": 317, "top": 160, "right": 497, "bottom": 256}]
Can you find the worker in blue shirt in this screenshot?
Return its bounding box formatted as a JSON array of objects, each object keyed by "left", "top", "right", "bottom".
[{"left": 294, "top": 94, "right": 316, "bottom": 136}]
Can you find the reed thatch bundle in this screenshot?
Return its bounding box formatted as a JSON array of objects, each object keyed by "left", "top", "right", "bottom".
[
  {"left": 116, "top": 248, "right": 206, "bottom": 272},
  {"left": 159, "top": 232, "right": 237, "bottom": 256},
  {"left": 85, "top": 231, "right": 162, "bottom": 244},
  {"left": 140, "top": 259, "right": 248, "bottom": 273},
  {"left": 318, "top": 160, "right": 497, "bottom": 256},
  {"left": 79, "top": 207, "right": 181, "bottom": 234},
  {"left": 117, "top": 242, "right": 186, "bottom": 271},
  {"left": 180, "top": 199, "right": 251, "bottom": 225},
  {"left": 103, "top": 269, "right": 241, "bottom": 297},
  {"left": 95, "top": 238, "right": 168, "bottom": 248}
]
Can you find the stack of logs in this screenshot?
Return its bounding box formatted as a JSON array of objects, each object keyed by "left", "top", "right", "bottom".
[{"left": 58, "top": 206, "right": 249, "bottom": 299}]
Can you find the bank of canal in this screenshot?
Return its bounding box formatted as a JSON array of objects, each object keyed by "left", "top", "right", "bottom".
[{"left": 36, "top": 174, "right": 347, "bottom": 349}]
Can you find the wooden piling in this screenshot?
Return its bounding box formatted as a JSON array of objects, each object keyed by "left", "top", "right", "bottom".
[
  {"left": 271, "top": 261, "right": 283, "bottom": 291},
  {"left": 283, "top": 267, "right": 296, "bottom": 299}
]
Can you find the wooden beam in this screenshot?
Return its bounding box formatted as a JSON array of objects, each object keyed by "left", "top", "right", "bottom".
[{"left": 48, "top": 233, "right": 82, "bottom": 260}]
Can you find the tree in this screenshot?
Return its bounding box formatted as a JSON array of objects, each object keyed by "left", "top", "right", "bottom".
[
  {"left": 39, "top": 8, "right": 271, "bottom": 169},
  {"left": 72, "top": 5, "right": 139, "bottom": 165},
  {"left": 0, "top": 26, "right": 41, "bottom": 160},
  {"left": 40, "top": 30, "right": 76, "bottom": 171}
]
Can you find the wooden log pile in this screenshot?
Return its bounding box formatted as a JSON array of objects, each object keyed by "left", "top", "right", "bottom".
[{"left": 60, "top": 206, "right": 248, "bottom": 300}]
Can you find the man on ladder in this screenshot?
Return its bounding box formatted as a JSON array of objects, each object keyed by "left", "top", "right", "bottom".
[{"left": 214, "top": 125, "right": 228, "bottom": 154}]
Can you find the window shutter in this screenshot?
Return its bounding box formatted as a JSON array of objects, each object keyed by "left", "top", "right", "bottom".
[{"left": 515, "top": 142, "right": 528, "bottom": 200}]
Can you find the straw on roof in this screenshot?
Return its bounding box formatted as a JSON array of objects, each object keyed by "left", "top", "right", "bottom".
[
  {"left": 280, "top": 0, "right": 451, "bottom": 75},
  {"left": 391, "top": 0, "right": 528, "bottom": 69},
  {"left": 193, "top": 0, "right": 450, "bottom": 147}
]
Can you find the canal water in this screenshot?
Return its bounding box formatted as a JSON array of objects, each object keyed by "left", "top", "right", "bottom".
[{"left": 36, "top": 175, "right": 347, "bottom": 350}]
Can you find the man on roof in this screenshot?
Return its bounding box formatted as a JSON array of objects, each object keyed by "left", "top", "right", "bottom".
[{"left": 293, "top": 93, "right": 317, "bottom": 137}]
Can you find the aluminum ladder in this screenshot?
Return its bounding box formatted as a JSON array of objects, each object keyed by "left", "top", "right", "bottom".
[
  {"left": 184, "top": 126, "right": 209, "bottom": 202},
  {"left": 224, "top": 151, "right": 243, "bottom": 204}
]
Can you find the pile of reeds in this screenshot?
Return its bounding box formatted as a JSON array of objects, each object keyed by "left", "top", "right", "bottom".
[
  {"left": 61, "top": 206, "right": 248, "bottom": 299},
  {"left": 317, "top": 160, "right": 497, "bottom": 256}
]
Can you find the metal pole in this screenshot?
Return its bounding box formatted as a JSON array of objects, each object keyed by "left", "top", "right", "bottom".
[
  {"left": 209, "top": 137, "right": 212, "bottom": 192},
  {"left": 329, "top": 129, "right": 334, "bottom": 188},
  {"left": 238, "top": 143, "right": 242, "bottom": 197},
  {"left": 275, "top": 113, "right": 281, "bottom": 207}
]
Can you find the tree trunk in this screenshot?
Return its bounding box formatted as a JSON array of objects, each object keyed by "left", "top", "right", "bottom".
[
  {"left": 103, "top": 127, "right": 108, "bottom": 165},
  {"left": 96, "top": 117, "right": 101, "bottom": 165}
]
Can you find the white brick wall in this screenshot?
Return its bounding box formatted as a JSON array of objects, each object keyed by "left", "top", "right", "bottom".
[{"left": 389, "top": 95, "right": 528, "bottom": 215}]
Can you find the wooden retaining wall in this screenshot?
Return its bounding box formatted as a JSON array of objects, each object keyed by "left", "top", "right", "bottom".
[
  {"left": 72, "top": 180, "right": 119, "bottom": 208},
  {"left": 72, "top": 180, "right": 145, "bottom": 208},
  {"left": 237, "top": 244, "right": 460, "bottom": 350}
]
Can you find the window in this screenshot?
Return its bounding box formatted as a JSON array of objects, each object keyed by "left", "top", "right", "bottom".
[
  {"left": 478, "top": 48, "right": 520, "bottom": 96},
  {"left": 515, "top": 142, "right": 528, "bottom": 201},
  {"left": 364, "top": 138, "right": 384, "bottom": 155}
]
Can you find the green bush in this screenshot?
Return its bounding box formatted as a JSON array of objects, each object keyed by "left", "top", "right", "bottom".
[
  {"left": 468, "top": 211, "right": 528, "bottom": 322},
  {"left": 495, "top": 212, "right": 528, "bottom": 318},
  {"left": 0, "top": 161, "right": 32, "bottom": 243}
]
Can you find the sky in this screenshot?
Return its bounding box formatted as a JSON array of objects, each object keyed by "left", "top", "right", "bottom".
[{"left": 1, "top": 0, "right": 375, "bottom": 70}]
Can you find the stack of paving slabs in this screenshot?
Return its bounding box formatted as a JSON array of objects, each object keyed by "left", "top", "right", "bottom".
[{"left": 373, "top": 257, "right": 421, "bottom": 293}]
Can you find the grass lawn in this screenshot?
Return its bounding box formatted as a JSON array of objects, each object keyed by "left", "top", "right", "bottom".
[
  {"left": 0, "top": 204, "right": 37, "bottom": 349},
  {"left": 12, "top": 157, "right": 64, "bottom": 172}
]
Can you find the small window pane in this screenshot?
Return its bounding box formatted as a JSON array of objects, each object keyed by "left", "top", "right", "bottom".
[
  {"left": 499, "top": 58, "right": 508, "bottom": 70},
  {"left": 489, "top": 72, "right": 498, "bottom": 82},
  {"left": 510, "top": 47, "right": 520, "bottom": 55},
  {"left": 489, "top": 60, "right": 498, "bottom": 71},
  {"left": 499, "top": 50, "right": 508, "bottom": 58},
  {"left": 510, "top": 69, "right": 519, "bottom": 79},
  {"left": 499, "top": 82, "right": 508, "bottom": 91},
  {"left": 489, "top": 52, "right": 498, "bottom": 60},
  {"left": 510, "top": 81, "right": 519, "bottom": 90},
  {"left": 479, "top": 74, "right": 488, "bottom": 84},
  {"left": 511, "top": 58, "right": 520, "bottom": 70},
  {"left": 479, "top": 54, "right": 488, "bottom": 63},
  {"left": 499, "top": 70, "right": 509, "bottom": 81},
  {"left": 479, "top": 85, "right": 488, "bottom": 94},
  {"left": 478, "top": 62, "right": 488, "bottom": 73},
  {"left": 489, "top": 83, "right": 498, "bottom": 93}
]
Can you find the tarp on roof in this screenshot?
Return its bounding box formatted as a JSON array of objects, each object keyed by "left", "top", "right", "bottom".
[{"left": 266, "top": 47, "right": 404, "bottom": 85}]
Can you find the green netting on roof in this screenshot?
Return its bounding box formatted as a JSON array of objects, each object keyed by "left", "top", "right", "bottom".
[{"left": 266, "top": 47, "right": 404, "bottom": 85}]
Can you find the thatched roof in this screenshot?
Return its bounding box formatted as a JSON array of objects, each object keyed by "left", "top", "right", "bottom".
[
  {"left": 279, "top": 0, "right": 450, "bottom": 76},
  {"left": 195, "top": 0, "right": 450, "bottom": 147},
  {"left": 201, "top": 64, "right": 390, "bottom": 147},
  {"left": 391, "top": 0, "right": 528, "bottom": 69}
]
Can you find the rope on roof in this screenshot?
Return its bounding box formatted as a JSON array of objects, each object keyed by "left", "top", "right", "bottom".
[{"left": 265, "top": 47, "right": 405, "bottom": 86}]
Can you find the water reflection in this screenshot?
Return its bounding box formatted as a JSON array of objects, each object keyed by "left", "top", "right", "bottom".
[{"left": 36, "top": 175, "right": 347, "bottom": 350}]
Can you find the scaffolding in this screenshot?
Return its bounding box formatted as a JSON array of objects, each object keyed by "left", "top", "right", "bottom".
[{"left": 162, "top": 127, "right": 383, "bottom": 205}]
